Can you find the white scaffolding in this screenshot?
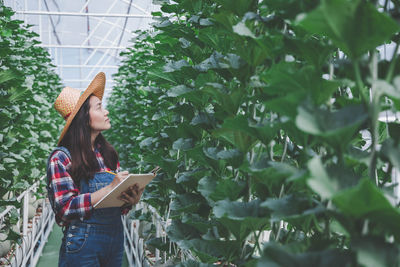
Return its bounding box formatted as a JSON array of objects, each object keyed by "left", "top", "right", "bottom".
[{"left": 4, "top": 0, "right": 159, "bottom": 104}]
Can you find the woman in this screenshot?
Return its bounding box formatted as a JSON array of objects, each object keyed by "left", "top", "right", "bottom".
[{"left": 46, "top": 72, "right": 142, "bottom": 267}]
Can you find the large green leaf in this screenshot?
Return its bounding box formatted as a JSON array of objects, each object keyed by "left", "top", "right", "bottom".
[
  {"left": 298, "top": 0, "right": 400, "bottom": 58},
  {"left": 261, "top": 63, "right": 339, "bottom": 117},
  {"left": 332, "top": 178, "right": 400, "bottom": 238},
  {"left": 212, "top": 115, "right": 258, "bottom": 152},
  {"left": 213, "top": 199, "right": 270, "bottom": 241},
  {"left": 296, "top": 104, "right": 368, "bottom": 149},
  {"left": 352, "top": 236, "right": 400, "bottom": 267},
  {"left": 258, "top": 242, "right": 354, "bottom": 267},
  {"left": 215, "top": 0, "right": 258, "bottom": 16},
  {"left": 307, "top": 157, "right": 360, "bottom": 200},
  {"left": 198, "top": 176, "right": 246, "bottom": 202},
  {"left": 261, "top": 194, "right": 325, "bottom": 228},
  {"left": 170, "top": 193, "right": 206, "bottom": 214}
]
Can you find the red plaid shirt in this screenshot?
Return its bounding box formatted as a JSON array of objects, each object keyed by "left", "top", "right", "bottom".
[{"left": 47, "top": 145, "right": 130, "bottom": 227}]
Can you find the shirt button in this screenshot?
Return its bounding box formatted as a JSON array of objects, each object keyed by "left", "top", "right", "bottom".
[
  {"left": 67, "top": 242, "right": 71, "bottom": 245},
  {"left": 68, "top": 234, "right": 72, "bottom": 237},
  {"left": 71, "top": 226, "right": 76, "bottom": 229}
]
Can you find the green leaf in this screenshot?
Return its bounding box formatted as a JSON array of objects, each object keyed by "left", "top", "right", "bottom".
[
  {"left": 307, "top": 157, "right": 338, "bottom": 200},
  {"left": 352, "top": 236, "right": 400, "bottom": 267},
  {"left": 0, "top": 69, "right": 17, "bottom": 84},
  {"left": 198, "top": 176, "right": 245, "bottom": 201},
  {"left": 332, "top": 178, "right": 400, "bottom": 238},
  {"left": 387, "top": 123, "right": 400, "bottom": 142},
  {"left": 296, "top": 104, "right": 368, "bottom": 149},
  {"left": 212, "top": 116, "right": 258, "bottom": 152},
  {"left": 261, "top": 194, "right": 325, "bottom": 225},
  {"left": 146, "top": 237, "right": 170, "bottom": 251},
  {"left": 298, "top": 0, "right": 400, "bottom": 58},
  {"left": 167, "top": 220, "right": 202, "bottom": 244},
  {"left": 180, "top": 239, "right": 241, "bottom": 263},
  {"left": 167, "top": 85, "right": 195, "bottom": 97},
  {"left": 261, "top": 63, "right": 339, "bottom": 117},
  {"left": 172, "top": 138, "right": 194, "bottom": 151},
  {"left": 213, "top": 199, "right": 270, "bottom": 241},
  {"left": 380, "top": 138, "right": 400, "bottom": 169},
  {"left": 258, "top": 242, "right": 354, "bottom": 267},
  {"left": 215, "top": 0, "right": 258, "bottom": 16},
  {"left": 170, "top": 193, "right": 204, "bottom": 213},
  {"left": 233, "top": 22, "right": 255, "bottom": 38}
]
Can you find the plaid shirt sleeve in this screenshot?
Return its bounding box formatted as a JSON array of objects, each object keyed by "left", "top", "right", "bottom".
[{"left": 48, "top": 151, "right": 93, "bottom": 226}]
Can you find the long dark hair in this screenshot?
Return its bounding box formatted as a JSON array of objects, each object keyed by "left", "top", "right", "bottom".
[{"left": 59, "top": 94, "right": 119, "bottom": 185}]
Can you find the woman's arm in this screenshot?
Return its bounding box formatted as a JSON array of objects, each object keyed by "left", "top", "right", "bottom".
[{"left": 47, "top": 151, "right": 92, "bottom": 225}]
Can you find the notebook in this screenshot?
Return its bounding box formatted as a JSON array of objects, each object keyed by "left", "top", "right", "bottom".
[{"left": 94, "top": 168, "right": 159, "bottom": 209}]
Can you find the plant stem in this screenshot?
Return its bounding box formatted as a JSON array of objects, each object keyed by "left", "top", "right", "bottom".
[
  {"left": 275, "top": 220, "right": 284, "bottom": 241},
  {"left": 369, "top": 52, "right": 380, "bottom": 184},
  {"left": 354, "top": 60, "right": 367, "bottom": 103},
  {"left": 385, "top": 42, "right": 399, "bottom": 83},
  {"left": 249, "top": 229, "right": 264, "bottom": 257},
  {"left": 280, "top": 135, "right": 288, "bottom": 162},
  {"left": 384, "top": 0, "right": 389, "bottom": 11}
]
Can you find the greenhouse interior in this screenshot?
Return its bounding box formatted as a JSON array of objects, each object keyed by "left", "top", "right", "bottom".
[{"left": 2, "top": 0, "right": 400, "bottom": 266}]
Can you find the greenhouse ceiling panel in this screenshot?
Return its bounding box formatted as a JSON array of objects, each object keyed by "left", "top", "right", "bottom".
[{"left": 4, "top": 0, "right": 159, "bottom": 102}]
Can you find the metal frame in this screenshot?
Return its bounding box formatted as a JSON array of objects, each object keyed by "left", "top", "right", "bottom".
[
  {"left": 38, "top": 44, "right": 126, "bottom": 49},
  {"left": 15, "top": 10, "right": 152, "bottom": 18},
  {"left": 0, "top": 175, "right": 56, "bottom": 267},
  {"left": 5, "top": 0, "right": 156, "bottom": 96}
]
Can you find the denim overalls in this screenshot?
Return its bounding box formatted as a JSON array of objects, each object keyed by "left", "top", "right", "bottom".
[{"left": 46, "top": 146, "right": 124, "bottom": 267}]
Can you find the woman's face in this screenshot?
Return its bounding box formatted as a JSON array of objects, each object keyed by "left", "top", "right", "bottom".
[{"left": 89, "top": 95, "right": 111, "bottom": 132}]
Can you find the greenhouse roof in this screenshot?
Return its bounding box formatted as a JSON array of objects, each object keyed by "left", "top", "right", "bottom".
[{"left": 4, "top": 0, "right": 159, "bottom": 103}]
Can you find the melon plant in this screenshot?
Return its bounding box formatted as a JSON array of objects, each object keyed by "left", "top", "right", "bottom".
[
  {"left": 106, "top": 0, "right": 400, "bottom": 266},
  {"left": 0, "top": 4, "right": 62, "bottom": 243}
]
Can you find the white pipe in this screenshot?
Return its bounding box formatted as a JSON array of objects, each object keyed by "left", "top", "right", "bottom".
[
  {"left": 15, "top": 10, "right": 153, "bottom": 18},
  {"left": 64, "top": 79, "right": 115, "bottom": 83},
  {"left": 121, "top": 0, "right": 151, "bottom": 15},
  {"left": 80, "top": 0, "right": 120, "bottom": 47},
  {"left": 38, "top": 44, "right": 125, "bottom": 49},
  {"left": 58, "top": 64, "right": 119, "bottom": 68},
  {"left": 22, "top": 193, "right": 29, "bottom": 237}
]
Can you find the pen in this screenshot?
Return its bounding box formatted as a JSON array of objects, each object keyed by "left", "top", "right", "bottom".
[{"left": 105, "top": 170, "right": 117, "bottom": 175}]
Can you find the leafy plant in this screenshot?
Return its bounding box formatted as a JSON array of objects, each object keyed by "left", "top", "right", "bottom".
[
  {"left": 0, "top": 4, "right": 62, "bottom": 242},
  {"left": 106, "top": 0, "right": 400, "bottom": 266}
]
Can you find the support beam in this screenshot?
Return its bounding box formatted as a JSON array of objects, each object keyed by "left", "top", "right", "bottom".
[
  {"left": 15, "top": 10, "right": 153, "bottom": 18},
  {"left": 64, "top": 79, "right": 115, "bottom": 83},
  {"left": 58, "top": 64, "right": 119, "bottom": 69},
  {"left": 80, "top": 0, "right": 120, "bottom": 49},
  {"left": 121, "top": 0, "right": 152, "bottom": 16},
  {"left": 38, "top": 44, "right": 125, "bottom": 49}
]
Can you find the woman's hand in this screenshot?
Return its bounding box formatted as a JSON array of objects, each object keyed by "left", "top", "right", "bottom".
[
  {"left": 118, "top": 183, "right": 144, "bottom": 206},
  {"left": 109, "top": 170, "right": 129, "bottom": 190}
]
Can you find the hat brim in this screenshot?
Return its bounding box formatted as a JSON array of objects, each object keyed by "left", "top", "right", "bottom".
[{"left": 57, "top": 72, "right": 106, "bottom": 146}]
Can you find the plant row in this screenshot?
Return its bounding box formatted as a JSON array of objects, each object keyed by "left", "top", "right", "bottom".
[
  {"left": 0, "top": 4, "right": 63, "bottom": 245},
  {"left": 105, "top": 0, "right": 400, "bottom": 266}
]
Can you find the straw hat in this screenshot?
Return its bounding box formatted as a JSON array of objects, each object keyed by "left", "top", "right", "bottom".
[{"left": 54, "top": 72, "right": 106, "bottom": 145}]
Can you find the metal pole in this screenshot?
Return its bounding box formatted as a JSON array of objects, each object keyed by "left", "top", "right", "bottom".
[
  {"left": 38, "top": 44, "right": 125, "bottom": 49},
  {"left": 15, "top": 10, "right": 153, "bottom": 18},
  {"left": 23, "top": 193, "right": 29, "bottom": 237},
  {"left": 79, "top": 0, "right": 120, "bottom": 48}
]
